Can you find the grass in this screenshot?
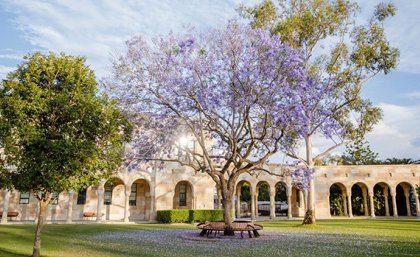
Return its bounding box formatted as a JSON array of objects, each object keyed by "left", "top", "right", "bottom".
[{"left": 0, "top": 219, "right": 419, "bottom": 256}]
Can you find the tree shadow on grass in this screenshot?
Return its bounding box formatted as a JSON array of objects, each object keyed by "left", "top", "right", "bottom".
[{"left": 0, "top": 247, "right": 29, "bottom": 257}]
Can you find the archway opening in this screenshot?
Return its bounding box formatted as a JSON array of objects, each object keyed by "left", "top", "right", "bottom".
[
  {"left": 329, "top": 183, "right": 346, "bottom": 216},
  {"left": 256, "top": 181, "right": 270, "bottom": 216},
  {"left": 396, "top": 182, "right": 416, "bottom": 216},
  {"left": 104, "top": 177, "right": 125, "bottom": 220},
  {"left": 236, "top": 181, "right": 251, "bottom": 218},
  {"left": 173, "top": 181, "right": 193, "bottom": 209},
  {"left": 351, "top": 183, "right": 369, "bottom": 216},
  {"left": 373, "top": 182, "right": 392, "bottom": 216},
  {"left": 275, "top": 182, "right": 287, "bottom": 217},
  {"left": 129, "top": 179, "right": 151, "bottom": 220}
]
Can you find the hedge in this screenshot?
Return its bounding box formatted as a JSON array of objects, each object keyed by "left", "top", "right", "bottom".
[{"left": 156, "top": 209, "right": 224, "bottom": 223}]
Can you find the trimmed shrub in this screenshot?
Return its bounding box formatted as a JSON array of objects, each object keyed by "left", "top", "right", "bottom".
[
  {"left": 189, "top": 209, "right": 223, "bottom": 222},
  {"left": 156, "top": 209, "right": 224, "bottom": 223},
  {"left": 156, "top": 210, "right": 190, "bottom": 223}
]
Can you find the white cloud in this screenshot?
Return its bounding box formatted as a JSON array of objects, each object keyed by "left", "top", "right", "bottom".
[
  {"left": 366, "top": 103, "right": 420, "bottom": 159},
  {"left": 0, "top": 65, "right": 14, "bottom": 79},
  {"left": 403, "top": 91, "right": 420, "bottom": 99},
  {"left": 1, "top": 0, "right": 259, "bottom": 77}
]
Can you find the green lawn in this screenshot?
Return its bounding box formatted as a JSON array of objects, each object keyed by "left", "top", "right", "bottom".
[{"left": 0, "top": 219, "right": 419, "bottom": 257}]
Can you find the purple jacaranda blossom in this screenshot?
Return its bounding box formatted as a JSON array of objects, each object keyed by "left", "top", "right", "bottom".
[{"left": 105, "top": 20, "right": 337, "bottom": 223}]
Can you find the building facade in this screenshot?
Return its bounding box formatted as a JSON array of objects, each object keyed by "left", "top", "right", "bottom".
[{"left": 1, "top": 164, "right": 419, "bottom": 224}]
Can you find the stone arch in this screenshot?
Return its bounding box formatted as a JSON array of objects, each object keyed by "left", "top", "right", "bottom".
[
  {"left": 351, "top": 182, "right": 370, "bottom": 216},
  {"left": 128, "top": 178, "right": 151, "bottom": 220},
  {"left": 256, "top": 181, "right": 270, "bottom": 216},
  {"left": 373, "top": 182, "right": 392, "bottom": 217},
  {"left": 396, "top": 181, "right": 416, "bottom": 216},
  {"left": 173, "top": 180, "right": 194, "bottom": 209},
  {"left": 291, "top": 186, "right": 305, "bottom": 217},
  {"left": 274, "top": 182, "right": 287, "bottom": 216},
  {"left": 329, "top": 182, "right": 347, "bottom": 217},
  {"left": 103, "top": 177, "right": 125, "bottom": 220},
  {"left": 235, "top": 180, "right": 251, "bottom": 218}
]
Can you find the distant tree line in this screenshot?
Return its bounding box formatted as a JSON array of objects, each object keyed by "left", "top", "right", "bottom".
[{"left": 314, "top": 139, "right": 419, "bottom": 166}]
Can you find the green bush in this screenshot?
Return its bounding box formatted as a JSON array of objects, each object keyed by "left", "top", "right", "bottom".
[
  {"left": 189, "top": 209, "right": 223, "bottom": 222},
  {"left": 156, "top": 210, "right": 190, "bottom": 223},
  {"left": 156, "top": 209, "right": 223, "bottom": 223}
]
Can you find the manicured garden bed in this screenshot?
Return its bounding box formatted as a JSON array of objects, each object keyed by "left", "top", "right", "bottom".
[{"left": 0, "top": 219, "right": 419, "bottom": 256}]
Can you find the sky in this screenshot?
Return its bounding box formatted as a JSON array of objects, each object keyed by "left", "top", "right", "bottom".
[{"left": 0, "top": 0, "right": 419, "bottom": 160}]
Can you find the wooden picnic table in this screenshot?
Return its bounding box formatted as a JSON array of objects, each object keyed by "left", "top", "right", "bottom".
[{"left": 197, "top": 221, "right": 263, "bottom": 238}]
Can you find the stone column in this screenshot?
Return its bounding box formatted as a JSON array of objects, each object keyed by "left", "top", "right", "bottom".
[
  {"left": 347, "top": 192, "right": 353, "bottom": 218},
  {"left": 124, "top": 184, "right": 131, "bottom": 222},
  {"left": 342, "top": 193, "right": 348, "bottom": 216},
  {"left": 66, "top": 191, "right": 74, "bottom": 223},
  {"left": 269, "top": 186, "right": 276, "bottom": 219},
  {"left": 96, "top": 184, "right": 104, "bottom": 222},
  {"left": 255, "top": 190, "right": 259, "bottom": 219},
  {"left": 391, "top": 191, "right": 398, "bottom": 217},
  {"left": 369, "top": 192, "right": 375, "bottom": 218},
  {"left": 287, "top": 186, "right": 293, "bottom": 219},
  {"left": 250, "top": 186, "right": 256, "bottom": 220},
  {"left": 1, "top": 190, "right": 10, "bottom": 224},
  {"left": 404, "top": 189, "right": 411, "bottom": 217},
  {"left": 236, "top": 187, "right": 241, "bottom": 219},
  {"left": 415, "top": 193, "right": 420, "bottom": 216},
  {"left": 384, "top": 191, "right": 390, "bottom": 217},
  {"left": 362, "top": 189, "right": 369, "bottom": 216}
]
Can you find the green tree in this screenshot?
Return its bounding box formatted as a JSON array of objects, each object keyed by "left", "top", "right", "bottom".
[
  {"left": 341, "top": 139, "right": 379, "bottom": 165},
  {"left": 240, "top": 0, "right": 399, "bottom": 224},
  {"left": 0, "top": 52, "right": 132, "bottom": 257}
]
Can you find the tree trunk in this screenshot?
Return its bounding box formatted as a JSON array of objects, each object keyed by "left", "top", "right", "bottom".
[
  {"left": 303, "top": 135, "right": 316, "bottom": 225},
  {"left": 222, "top": 194, "right": 234, "bottom": 235},
  {"left": 32, "top": 199, "right": 48, "bottom": 257}
]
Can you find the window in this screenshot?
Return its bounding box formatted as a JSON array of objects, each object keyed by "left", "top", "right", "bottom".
[
  {"left": 179, "top": 184, "right": 187, "bottom": 206},
  {"left": 129, "top": 183, "right": 137, "bottom": 206},
  {"left": 51, "top": 192, "right": 59, "bottom": 205},
  {"left": 104, "top": 184, "right": 113, "bottom": 205},
  {"left": 19, "top": 192, "right": 30, "bottom": 204},
  {"left": 77, "top": 189, "right": 87, "bottom": 205}
]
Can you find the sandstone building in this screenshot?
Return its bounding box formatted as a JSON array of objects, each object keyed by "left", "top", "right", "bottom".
[{"left": 1, "top": 163, "right": 419, "bottom": 223}]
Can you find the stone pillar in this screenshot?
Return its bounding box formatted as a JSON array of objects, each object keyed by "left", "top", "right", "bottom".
[
  {"left": 1, "top": 190, "right": 10, "bottom": 224},
  {"left": 391, "top": 191, "right": 398, "bottom": 217},
  {"left": 96, "top": 184, "right": 104, "bottom": 222},
  {"left": 236, "top": 186, "right": 241, "bottom": 219},
  {"left": 415, "top": 193, "right": 420, "bottom": 216},
  {"left": 124, "top": 184, "right": 131, "bottom": 222},
  {"left": 347, "top": 192, "right": 353, "bottom": 218},
  {"left": 404, "top": 189, "right": 411, "bottom": 217},
  {"left": 342, "top": 193, "right": 348, "bottom": 216},
  {"left": 287, "top": 186, "right": 293, "bottom": 219},
  {"left": 269, "top": 186, "right": 276, "bottom": 219},
  {"left": 369, "top": 192, "right": 375, "bottom": 218},
  {"left": 250, "top": 186, "right": 256, "bottom": 220},
  {"left": 149, "top": 190, "right": 155, "bottom": 221},
  {"left": 362, "top": 189, "right": 369, "bottom": 216},
  {"left": 66, "top": 191, "right": 74, "bottom": 223},
  {"left": 384, "top": 191, "right": 390, "bottom": 217},
  {"left": 255, "top": 189, "right": 259, "bottom": 219}
]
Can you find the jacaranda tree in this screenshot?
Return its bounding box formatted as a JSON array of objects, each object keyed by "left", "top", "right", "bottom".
[
  {"left": 0, "top": 52, "right": 132, "bottom": 257},
  {"left": 107, "top": 21, "right": 331, "bottom": 234},
  {"left": 240, "top": 0, "right": 399, "bottom": 224}
]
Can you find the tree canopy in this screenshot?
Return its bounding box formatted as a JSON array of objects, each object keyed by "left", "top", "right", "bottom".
[
  {"left": 0, "top": 52, "right": 132, "bottom": 257},
  {"left": 240, "top": 0, "right": 399, "bottom": 224},
  {"left": 107, "top": 21, "right": 327, "bottom": 232}
]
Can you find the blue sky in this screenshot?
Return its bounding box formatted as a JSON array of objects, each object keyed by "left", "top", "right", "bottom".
[{"left": 0, "top": 0, "right": 419, "bottom": 160}]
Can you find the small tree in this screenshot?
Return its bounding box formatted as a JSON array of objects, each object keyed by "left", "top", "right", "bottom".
[
  {"left": 341, "top": 139, "right": 379, "bottom": 165},
  {"left": 240, "top": 0, "right": 399, "bottom": 224},
  {"left": 0, "top": 52, "right": 131, "bottom": 257},
  {"left": 107, "top": 21, "right": 324, "bottom": 234}
]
